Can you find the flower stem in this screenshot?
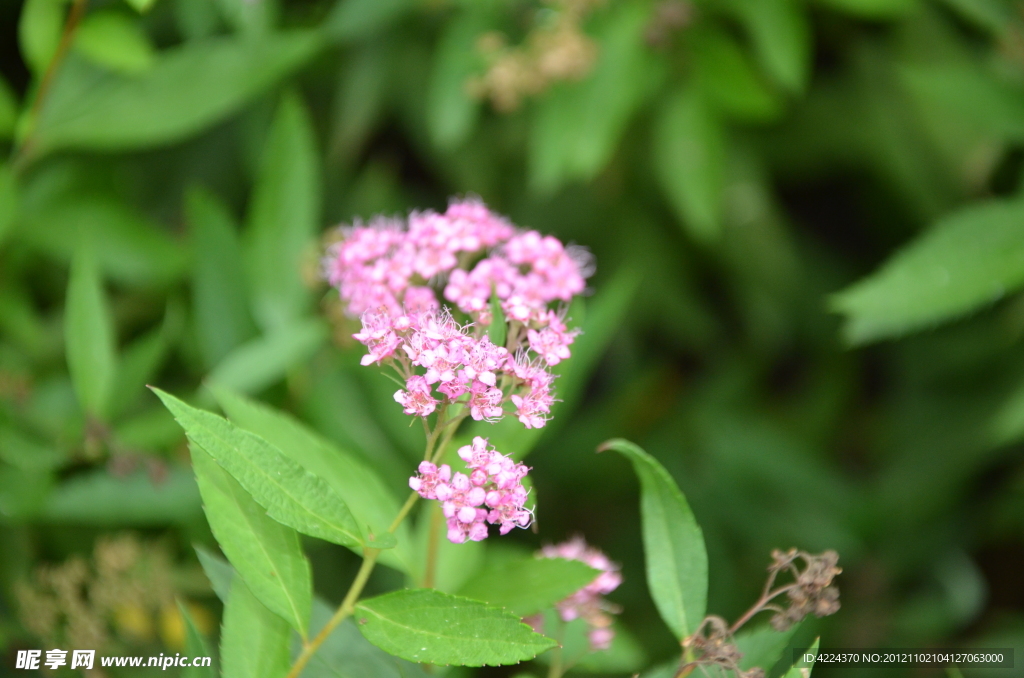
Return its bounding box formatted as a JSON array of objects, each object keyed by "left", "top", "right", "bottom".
[
  {"left": 547, "top": 620, "right": 566, "bottom": 678},
  {"left": 286, "top": 548, "right": 380, "bottom": 678},
  {"left": 13, "top": 0, "right": 89, "bottom": 172},
  {"left": 422, "top": 502, "right": 443, "bottom": 589}
]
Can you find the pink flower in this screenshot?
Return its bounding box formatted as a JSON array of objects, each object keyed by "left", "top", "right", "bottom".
[
  {"left": 539, "top": 537, "right": 622, "bottom": 651},
  {"left": 394, "top": 375, "right": 438, "bottom": 417},
  {"left": 410, "top": 438, "right": 532, "bottom": 543}
]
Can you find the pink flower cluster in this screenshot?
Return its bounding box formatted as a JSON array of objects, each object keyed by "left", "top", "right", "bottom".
[
  {"left": 408, "top": 437, "right": 533, "bottom": 543},
  {"left": 324, "top": 198, "right": 590, "bottom": 326},
  {"left": 324, "top": 198, "right": 591, "bottom": 429},
  {"left": 530, "top": 537, "right": 622, "bottom": 650}
]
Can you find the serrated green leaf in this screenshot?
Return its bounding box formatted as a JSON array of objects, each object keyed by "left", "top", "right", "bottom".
[
  {"left": 65, "top": 246, "right": 116, "bottom": 418},
  {"left": 0, "top": 77, "right": 18, "bottom": 140},
  {"left": 221, "top": 572, "right": 292, "bottom": 678},
  {"left": 599, "top": 438, "right": 707, "bottom": 639},
  {"left": 34, "top": 30, "right": 323, "bottom": 155},
  {"left": 732, "top": 0, "right": 810, "bottom": 93},
  {"left": 831, "top": 198, "right": 1024, "bottom": 344},
  {"left": 782, "top": 638, "right": 819, "bottom": 678},
  {"left": 74, "top": 10, "right": 156, "bottom": 74},
  {"left": 354, "top": 589, "right": 557, "bottom": 666},
  {"left": 188, "top": 441, "right": 311, "bottom": 636},
  {"left": 18, "top": 197, "right": 189, "bottom": 286},
  {"left": 19, "top": 0, "right": 64, "bottom": 75},
  {"left": 155, "top": 389, "right": 364, "bottom": 549},
  {"left": 208, "top": 385, "right": 410, "bottom": 570},
  {"left": 459, "top": 557, "right": 599, "bottom": 617},
  {"left": 654, "top": 88, "right": 726, "bottom": 243},
  {"left": 178, "top": 600, "right": 215, "bottom": 678},
  {"left": 207, "top": 319, "right": 327, "bottom": 394},
  {"left": 244, "top": 91, "right": 321, "bottom": 332},
  {"left": 39, "top": 468, "right": 201, "bottom": 524},
  {"left": 188, "top": 187, "right": 257, "bottom": 368}
]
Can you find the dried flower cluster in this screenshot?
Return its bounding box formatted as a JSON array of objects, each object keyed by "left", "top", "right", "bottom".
[
  {"left": 15, "top": 534, "right": 181, "bottom": 658},
  {"left": 468, "top": 0, "right": 603, "bottom": 112},
  {"left": 767, "top": 548, "right": 842, "bottom": 631},
  {"left": 676, "top": 549, "right": 842, "bottom": 678},
  {"left": 325, "top": 198, "right": 591, "bottom": 430},
  {"left": 526, "top": 537, "right": 622, "bottom": 650},
  {"left": 409, "top": 436, "right": 533, "bottom": 543}
]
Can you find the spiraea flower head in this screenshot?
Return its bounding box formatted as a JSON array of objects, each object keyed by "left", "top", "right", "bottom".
[
  {"left": 408, "top": 437, "right": 533, "bottom": 543},
  {"left": 324, "top": 197, "right": 591, "bottom": 430},
  {"left": 533, "top": 536, "right": 622, "bottom": 650}
]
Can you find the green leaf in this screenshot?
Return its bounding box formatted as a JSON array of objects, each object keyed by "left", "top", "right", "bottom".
[
  {"left": 426, "top": 9, "right": 488, "bottom": 149},
  {"left": 301, "top": 598, "right": 432, "bottom": 678},
  {"left": 324, "top": 0, "right": 414, "bottom": 43},
  {"left": 0, "top": 466, "right": 52, "bottom": 519},
  {"left": 65, "top": 246, "right": 116, "bottom": 418},
  {"left": 0, "top": 417, "right": 67, "bottom": 470},
  {"left": 195, "top": 544, "right": 235, "bottom": 602},
  {"left": 107, "top": 327, "right": 168, "bottom": 420},
  {"left": 654, "top": 88, "right": 726, "bottom": 243},
  {"left": 244, "top": 91, "right": 321, "bottom": 332},
  {"left": 354, "top": 589, "right": 557, "bottom": 666},
  {"left": 937, "top": 0, "right": 1013, "bottom": 33},
  {"left": 19, "top": 0, "right": 64, "bottom": 75},
  {"left": 735, "top": 623, "right": 800, "bottom": 672},
  {"left": 18, "top": 197, "right": 189, "bottom": 286},
  {"left": 533, "top": 609, "right": 646, "bottom": 673},
  {"left": 39, "top": 468, "right": 201, "bottom": 524},
  {"left": 113, "top": 406, "right": 182, "bottom": 450},
  {"left": 781, "top": 638, "right": 819, "bottom": 678},
  {"left": 221, "top": 572, "right": 292, "bottom": 678},
  {"left": 154, "top": 388, "right": 364, "bottom": 549},
  {"left": 0, "top": 164, "right": 17, "bottom": 248},
  {"left": 187, "top": 187, "right": 256, "bottom": 368},
  {"left": 487, "top": 293, "right": 506, "bottom": 348},
  {"left": 731, "top": 0, "right": 810, "bottom": 93},
  {"left": 178, "top": 600, "right": 215, "bottom": 678},
  {"left": 529, "top": 2, "right": 656, "bottom": 192},
  {"left": 125, "top": 0, "right": 159, "bottom": 13},
  {"left": 0, "top": 77, "right": 18, "bottom": 140},
  {"left": 216, "top": 0, "right": 274, "bottom": 35},
  {"left": 207, "top": 319, "right": 328, "bottom": 395},
  {"left": 817, "top": 0, "right": 917, "bottom": 17},
  {"left": 34, "top": 30, "right": 323, "bottom": 155},
  {"left": 74, "top": 10, "right": 156, "bottom": 74},
  {"left": 329, "top": 44, "right": 390, "bottom": 160},
  {"left": 208, "top": 385, "right": 411, "bottom": 571},
  {"left": 458, "top": 557, "right": 600, "bottom": 617},
  {"left": 693, "top": 29, "right": 782, "bottom": 122},
  {"left": 188, "top": 441, "right": 312, "bottom": 636},
  {"left": 831, "top": 198, "right": 1024, "bottom": 344},
  {"left": 599, "top": 438, "right": 707, "bottom": 640}
]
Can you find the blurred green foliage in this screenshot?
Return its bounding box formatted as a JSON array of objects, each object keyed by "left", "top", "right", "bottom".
[{"left": 1, "top": 0, "right": 1024, "bottom": 675}]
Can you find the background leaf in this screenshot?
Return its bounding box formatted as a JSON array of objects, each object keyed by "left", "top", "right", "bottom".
[
  {"left": 600, "top": 438, "right": 707, "bottom": 640},
  {"left": 39, "top": 468, "right": 201, "bottom": 524},
  {"left": 178, "top": 600, "right": 216, "bottom": 678},
  {"left": 18, "top": 0, "right": 64, "bottom": 75},
  {"left": 206, "top": 319, "right": 327, "bottom": 395},
  {"left": 831, "top": 198, "right": 1024, "bottom": 344},
  {"left": 354, "top": 589, "right": 557, "bottom": 666},
  {"left": 34, "top": 30, "right": 323, "bottom": 154},
  {"left": 188, "top": 186, "right": 257, "bottom": 369},
  {"left": 73, "top": 10, "right": 156, "bottom": 74},
  {"left": 220, "top": 572, "right": 292, "bottom": 678},
  {"left": 244, "top": 91, "right": 321, "bottom": 332},
  {"left": 64, "top": 246, "right": 116, "bottom": 418}
]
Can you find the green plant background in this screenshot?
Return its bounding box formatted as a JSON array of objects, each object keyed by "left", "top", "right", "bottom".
[{"left": 1, "top": 0, "right": 1023, "bottom": 676}]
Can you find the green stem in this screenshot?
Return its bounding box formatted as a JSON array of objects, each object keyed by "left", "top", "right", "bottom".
[
  {"left": 547, "top": 620, "right": 566, "bottom": 678},
  {"left": 13, "top": 0, "right": 89, "bottom": 173},
  {"left": 422, "top": 502, "right": 443, "bottom": 589},
  {"left": 286, "top": 548, "right": 380, "bottom": 678}
]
